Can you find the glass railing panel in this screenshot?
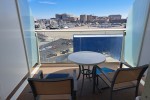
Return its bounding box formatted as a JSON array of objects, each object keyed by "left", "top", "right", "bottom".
[
  {"left": 36, "top": 30, "right": 124, "bottom": 63},
  {"left": 73, "top": 34, "right": 123, "bottom": 62},
  {"left": 17, "top": 0, "right": 38, "bottom": 67}
]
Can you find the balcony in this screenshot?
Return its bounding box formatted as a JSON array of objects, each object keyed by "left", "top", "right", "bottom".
[
  {"left": 18, "top": 29, "right": 146, "bottom": 100},
  {"left": 1, "top": 0, "right": 150, "bottom": 100}
]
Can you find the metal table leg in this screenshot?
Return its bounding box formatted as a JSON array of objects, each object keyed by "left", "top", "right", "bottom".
[
  {"left": 77, "top": 65, "right": 81, "bottom": 80},
  {"left": 80, "top": 65, "right": 85, "bottom": 95}
]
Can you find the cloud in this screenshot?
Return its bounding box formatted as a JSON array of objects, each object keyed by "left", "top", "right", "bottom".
[{"left": 38, "top": 1, "right": 56, "bottom": 5}]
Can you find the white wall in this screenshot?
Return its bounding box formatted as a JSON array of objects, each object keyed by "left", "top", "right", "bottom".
[
  {"left": 141, "top": 65, "right": 150, "bottom": 100},
  {"left": 139, "top": 6, "right": 150, "bottom": 66},
  {"left": 124, "top": 0, "right": 150, "bottom": 67},
  {"left": 0, "top": 0, "right": 28, "bottom": 99}
]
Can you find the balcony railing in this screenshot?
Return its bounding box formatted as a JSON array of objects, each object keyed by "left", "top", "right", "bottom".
[{"left": 35, "top": 29, "right": 125, "bottom": 63}]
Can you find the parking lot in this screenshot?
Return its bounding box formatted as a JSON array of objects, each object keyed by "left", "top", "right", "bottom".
[{"left": 39, "top": 38, "right": 73, "bottom": 62}]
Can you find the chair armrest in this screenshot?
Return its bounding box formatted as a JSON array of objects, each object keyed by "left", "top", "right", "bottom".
[
  {"left": 120, "top": 62, "right": 132, "bottom": 68},
  {"left": 35, "top": 70, "right": 43, "bottom": 79},
  {"left": 95, "top": 66, "right": 112, "bottom": 82}
]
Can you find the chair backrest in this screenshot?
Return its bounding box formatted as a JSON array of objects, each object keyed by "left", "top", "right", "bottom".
[
  {"left": 28, "top": 78, "right": 73, "bottom": 96},
  {"left": 113, "top": 64, "right": 148, "bottom": 84}
]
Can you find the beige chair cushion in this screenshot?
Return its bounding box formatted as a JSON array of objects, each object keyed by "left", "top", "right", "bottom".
[
  {"left": 113, "top": 81, "right": 137, "bottom": 90},
  {"left": 100, "top": 72, "right": 137, "bottom": 90}
]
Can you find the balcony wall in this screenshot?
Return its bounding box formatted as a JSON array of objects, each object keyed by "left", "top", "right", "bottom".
[{"left": 0, "top": 0, "right": 29, "bottom": 99}]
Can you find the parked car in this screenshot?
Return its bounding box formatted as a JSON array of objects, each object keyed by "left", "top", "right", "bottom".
[
  {"left": 60, "top": 49, "right": 69, "bottom": 54},
  {"left": 46, "top": 51, "right": 57, "bottom": 58}
]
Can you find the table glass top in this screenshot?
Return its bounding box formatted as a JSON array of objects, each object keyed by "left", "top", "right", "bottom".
[{"left": 68, "top": 51, "right": 106, "bottom": 65}]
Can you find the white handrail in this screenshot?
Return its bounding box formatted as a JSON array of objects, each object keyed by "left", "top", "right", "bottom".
[{"left": 35, "top": 28, "right": 126, "bottom": 32}]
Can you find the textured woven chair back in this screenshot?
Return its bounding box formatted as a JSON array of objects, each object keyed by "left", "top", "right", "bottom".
[
  {"left": 114, "top": 65, "right": 148, "bottom": 84},
  {"left": 28, "top": 78, "right": 73, "bottom": 95}
]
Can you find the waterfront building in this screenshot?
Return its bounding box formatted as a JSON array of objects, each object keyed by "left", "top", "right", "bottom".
[
  {"left": 68, "top": 17, "right": 78, "bottom": 22},
  {"left": 62, "top": 13, "right": 71, "bottom": 20},
  {"left": 92, "top": 15, "right": 98, "bottom": 21},
  {"left": 108, "top": 15, "right": 122, "bottom": 20},
  {"left": 97, "top": 17, "right": 109, "bottom": 23},
  {"left": 80, "top": 14, "right": 87, "bottom": 23},
  {"left": 56, "top": 14, "right": 62, "bottom": 20},
  {"left": 109, "top": 19, "right": 127, "bottom": 23},
  {"left": 108, "top": 15, "right": 127, "bottom": 24},
  {"left": 87, "top": 15, "right": 93, "bottom": 23},
  {"left": 55, "top": 13, "right": 73, "bottom": 21}
]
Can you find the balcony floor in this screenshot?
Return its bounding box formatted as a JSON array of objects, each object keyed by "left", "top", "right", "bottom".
[{"left": 18, "top": 62, "right": 144, "bottom": 100}]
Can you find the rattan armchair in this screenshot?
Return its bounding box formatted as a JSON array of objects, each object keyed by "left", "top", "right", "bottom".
[
  {"left": 28, "top": 70, "right": 77, "bottom": 100},
  {"left": 93, "top": 63, "right": 148, "bottom": 100}
]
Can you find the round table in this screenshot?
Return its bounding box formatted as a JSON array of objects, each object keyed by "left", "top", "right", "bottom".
[{"left": 68, "top": 51, "right": 106, "bottom": 80}]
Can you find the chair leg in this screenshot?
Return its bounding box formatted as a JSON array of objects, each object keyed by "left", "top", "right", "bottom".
[
  {"left": 77, "top": 65, "right": 81, "bottom": 80},
  {"left": 82, "top": 72, "right": 85, "bottom": 85},
  {"left": 96, "top": 76, "right": 99, "bottom": 85},
  {"left": 80, "top": 73, "right": 85, "bottom": 95},
  {"left": 32, "top": 94, "right": 37, "bottom": 100},
  {"left": 93, "top": 74, "right": 96, "bottom": 93},
  {"left": 110, "top": 88, "right": 113, "bottom": 100},
  {"left": 86, "top": 70, "right": 88, "bottom": 78},
  {"left": 135, "top": 81, "right": 140, "bottom": 97},
  {"left": 88, "top": 66, "right": 90, "bottom": 78},
  {"left": 72, "top": 91, "right": 76, "bottom": 100},
  {"left": 35, "top": 96, "right": 38, "bottom": 100},
  {"left": 92, "top": 66, "right": 98, "bottom": 93},
  {"left": 135, "top": 86, "right": 139, "bottom": 97}
]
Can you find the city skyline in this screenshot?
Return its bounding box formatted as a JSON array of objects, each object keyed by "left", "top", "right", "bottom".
[
  {"left": 29, "top": 0, "right": 134, "bottom": 19},
  {"left": 36, "top": 13, "right": 124, "bottom": 19}
]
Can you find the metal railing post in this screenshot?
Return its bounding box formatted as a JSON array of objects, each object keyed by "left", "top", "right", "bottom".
[
  {"left": 35, "top": 32, "right": 41, "bottom": 65},
  {"left": 120, "top": 30, "right": 126, "bottom": 62}
]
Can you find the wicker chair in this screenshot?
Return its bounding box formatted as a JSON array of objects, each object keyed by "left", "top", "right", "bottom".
[
  {"left": 93, "top": 63, "right": 148, "bottom": 100},
  {"left": 28, "top": 70, "right": 77, "bottom": 100}
]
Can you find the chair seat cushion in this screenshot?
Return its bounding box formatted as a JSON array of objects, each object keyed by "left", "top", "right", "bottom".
[
  {"left": 113, "top": 81, "right": 137, "bottom": 91},
  {"left": 45, "top": 73, "right": 69, "bottom": 79},
  {"left": 96, "top": 67, "right": 115, "bottom": 75},
  {"left": 100, "top": 72, "right": 137, "bottom": 90}
]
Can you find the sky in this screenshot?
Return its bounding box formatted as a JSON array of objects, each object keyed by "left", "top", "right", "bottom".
[{"left": 29, "top": 0, "right": 134, "bottom": 19}]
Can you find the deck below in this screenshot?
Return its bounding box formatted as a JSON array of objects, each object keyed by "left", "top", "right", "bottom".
[{"left": 18, "top": 63, "right": 144, "bottom": 100}]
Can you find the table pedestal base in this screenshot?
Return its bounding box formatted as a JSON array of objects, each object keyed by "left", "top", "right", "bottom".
[
  {"left": 77, "top": 65, "right": 94, "bottom": 95},
  {"left": 77, "top": 65, "right": 93, "bottom": 80}
]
